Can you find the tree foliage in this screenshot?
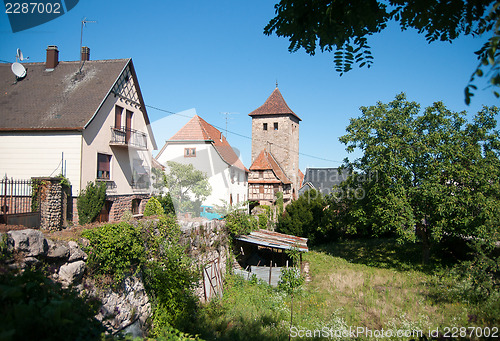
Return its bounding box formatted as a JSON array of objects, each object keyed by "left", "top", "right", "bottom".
[
  {"left": 334, "top": 93, "right": 500, "bottom": 262},
  {"left": 277, "top": 189, "right": 333, "bottom": 245},
  {"left": 0, "top": 268, "right": 103, "bottom": 341},
  {"left": 264, "top": 0, "right": 499, "bottom": 103},
  {"left": 163, "top": 161, "right": 212, "bottom": 215},
  {"left": 144, "top": 196, "right": 166, "bottom": 217},
  {"left": 77, "top": 181, "right": 106, "bottom": 225}
]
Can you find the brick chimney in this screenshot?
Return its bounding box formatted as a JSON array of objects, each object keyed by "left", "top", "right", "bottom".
[
  {"left": 81, "top": 46, "right": 90, "bottom": 61},
  {"left": 45, "top": 45, "right": 59, "bottom": 69}
]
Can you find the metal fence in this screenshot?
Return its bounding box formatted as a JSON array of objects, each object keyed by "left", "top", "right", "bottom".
[{"left": 0, "top": 177, "right": 39, "bottom": 226}]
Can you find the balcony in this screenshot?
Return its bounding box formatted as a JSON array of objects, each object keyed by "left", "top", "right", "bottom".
[{"left": 110, "top": 126, "right": 147, "bottom": 150}]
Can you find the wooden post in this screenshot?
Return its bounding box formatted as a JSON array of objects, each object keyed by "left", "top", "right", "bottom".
[{"left": 269, "top": 260, "right": 272, "bottom": 285}]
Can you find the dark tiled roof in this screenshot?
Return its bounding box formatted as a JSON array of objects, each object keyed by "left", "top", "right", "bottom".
[
  {"left": 0, "top": 59, "right": 129, "bottom": 130},
  {"left": 249, "top": 149, "right": 292, "bottom": 184},
  {"left": 249, "top": 87, "right": 301, "bottom": 121},
  {"left": 302, "top": 168, "right": 349, "bottom": 194},
  {"left": 166, "top": 115, "right": 248, "bottom": 172}
]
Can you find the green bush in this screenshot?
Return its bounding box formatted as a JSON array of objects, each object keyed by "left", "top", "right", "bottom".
[
  {"left": 258, "top": 213, "right": 268, "bottom": 230},
  {"left": 144, "top": 196, "right": 165, "bottom": 217},
  {"left": 141, "top": 217, "right": 199, "bottom": 335},
  {"left": 277, "top": 189, "right": 333, "bottom": 245},
  {"left": 0, "top": 268, "right": 103, "bottom": 341},
  {"left": 225, "top": 210, "right": 258, "bottom": 237},
  {"left": 82, "top": 222, "right": 145, "bottom": 287},
  {"left": 77, "top": 181, "right": 106, "bottom": 225},
  {"left": 156, "top": 193, "right": 176, "bottom": 216}
]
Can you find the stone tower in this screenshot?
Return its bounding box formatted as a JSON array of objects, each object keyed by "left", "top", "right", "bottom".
[{"left": 248, "top": 87, "right": 301, "bottom": 202}]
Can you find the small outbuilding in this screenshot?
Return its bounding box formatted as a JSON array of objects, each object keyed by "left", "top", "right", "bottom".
[{"left": 233, "top": 230, "right": 308, "bottom": 286}]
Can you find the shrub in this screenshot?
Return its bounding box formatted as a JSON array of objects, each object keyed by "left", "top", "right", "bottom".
[
  {"left": 144, "top": 196, "right": 165, "bottom": 217},
  {"left": 156, "top": 193, "right": 176, "bottom": 216},
  {"left": 77, "top": 181, "right": 106, "bottom": 225},
  {"left": 141, "top": 217, "right": 199, "bottom": 335},
  {"left": 0, "top": 268, "right": 103, "bottom": 341},
  {"left": 225, "top": 210, "right": 258, "bottom": 237},
  {"left": 277, "top": 189, "right": 333, "bottom": 245},
  {"left": 258, "top": 213, "right": 268, "bottom": 230},
  {"left": 82, "top": 222, "right": 145, "bottom": 287}
]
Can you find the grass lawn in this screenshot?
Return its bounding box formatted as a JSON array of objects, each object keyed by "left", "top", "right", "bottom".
[{"left": 190, "top": 238, "right": 497, "bottom": 340}]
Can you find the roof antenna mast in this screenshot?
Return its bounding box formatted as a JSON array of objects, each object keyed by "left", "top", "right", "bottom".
[
  {"left": 80, "top": 17, "right": 96, "bottom": 57},
  {"left": 220, "top": 112, "right": 239, "bottom": 139},
  {"left": 78, "top": 17, "right": 96, "bottom": 73}
]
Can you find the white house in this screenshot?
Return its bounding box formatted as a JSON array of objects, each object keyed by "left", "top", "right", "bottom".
[
  {"left": 155, "top": 115, "right": 248, "bottom": 211},
  {"left": 0, "top": 45, "right": 157, "bottom": 222}
]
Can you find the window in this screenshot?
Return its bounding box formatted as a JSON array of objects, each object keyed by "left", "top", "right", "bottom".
[
  {"left": 274, "top": 122, "right": 279, "bottom": 130},
  {"left": 131, "top": 198, "right": 141, "bottom": 215},
  {"left": 97, "top": 153, "right": 111, "bottom": 180},
  {"left": 184, "top": 148, "right": 196, "bottom": 157},
  {"left": 263, "top": 123, "right": 268, "bottom": 130},
  {"left": 125, "top": 110, "right": 133, "bottom": 143},
  {"left": 115, "top": 105, "right": 123, "bottom": 129}
]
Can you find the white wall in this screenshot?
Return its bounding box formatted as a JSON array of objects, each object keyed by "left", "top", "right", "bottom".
[
  {"left": 0, "top": 131, "right": 82, "bottom": 192},
  {"left": 81, "top": 67, "right": 155, "bottom": 196},
  {"left": 156, "top": 141, "right": 248, "bottom": 208}
]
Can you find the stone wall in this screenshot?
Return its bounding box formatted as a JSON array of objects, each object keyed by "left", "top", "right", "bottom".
[
  {"left": 107, "top": 194, "right": 150, "bottom": 221},
  {"left": 34, "top": 177, "right": 64, "bottom": 230},
  {"left": 0, "top": 219, "right": 231, "bottom": 336},
  {"left": 1, "top": 229, "right": 151, "bottom": 338},
  {"left": 178, "top": 219, "right": 229, "bottom": 302}
]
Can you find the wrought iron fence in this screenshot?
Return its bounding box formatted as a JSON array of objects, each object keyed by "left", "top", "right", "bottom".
[{"left": 1, "top": 177, "right": 35, "bottom": 215}]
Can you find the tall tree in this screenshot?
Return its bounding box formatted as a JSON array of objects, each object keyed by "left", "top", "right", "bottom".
[
  {"left": 264, "top": 0, "right": 499, "bottom": 103},
  {"left": 163, "top": 161, "right": 211, "bottom": 215},
  {"left": 332, "top": 93, "right": 500, "bottom": 263}
]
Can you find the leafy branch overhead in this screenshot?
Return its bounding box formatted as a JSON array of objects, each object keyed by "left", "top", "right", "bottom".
[{"left": 264, "top": 0, "right": 499, "bottom": 103}]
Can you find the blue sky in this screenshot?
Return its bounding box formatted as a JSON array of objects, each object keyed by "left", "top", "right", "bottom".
[{"left": 1, "top": 1, "right": 498, "bottom": 171}]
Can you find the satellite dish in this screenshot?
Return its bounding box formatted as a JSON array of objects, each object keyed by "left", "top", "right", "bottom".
[
  {"left": 11, "top": 62, "right": 26, "bottom": 78},
  {"left": 16, "top": 48, "right": 23, "bottom": 61}
]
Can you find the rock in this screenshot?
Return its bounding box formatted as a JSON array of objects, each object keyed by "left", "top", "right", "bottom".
[
  {"left": 23, "top": 256, "right": 39, "bottom": 267},
  {"left": 68, "top": 240, "right": 87, "bottom": 262},
  {"left": 46, "top": 239, "right": 70, "bottom": 259},
  {"left": 59, "top": 260, "right": 85, "bottom": 286},
  {"left": 7, "top": 229, "right": 48, "bottom": 257}
]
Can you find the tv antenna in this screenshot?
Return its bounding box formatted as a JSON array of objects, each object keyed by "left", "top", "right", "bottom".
[
  {"left": 220, "top": 112, "right": 239, "bottom": 139},
  {"left": 80, "top": 17, "right": 96, "bottom": 55},
  {"left": 16, "top": 48, "right": 28, "bottom": 62}
]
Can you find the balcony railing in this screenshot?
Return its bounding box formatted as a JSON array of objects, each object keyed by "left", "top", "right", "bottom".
[{"left": 110, "top": 126, "right": 147, "bottom": 150}]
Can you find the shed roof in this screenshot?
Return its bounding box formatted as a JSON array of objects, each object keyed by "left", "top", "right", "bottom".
[{"left": 236, "top": 229, "right": 308, "bottom": 252}]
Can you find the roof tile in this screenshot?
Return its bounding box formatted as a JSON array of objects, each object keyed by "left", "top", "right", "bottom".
[
  {"left": 249, "top": 87, "right": 301, "bottom": 121},
  {"left": 168, "top": 115, "right": 248, "bottom": 172},
  {"left": 0, "top": 59, "right": 130, "bottom": 130}
]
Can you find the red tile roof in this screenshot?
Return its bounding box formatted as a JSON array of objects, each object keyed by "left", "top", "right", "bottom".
[
  {"left": 249, "top": 150, "right": 291, "bottom": 184},
  {"left": 168, "top": 115, "right": 248, "bottom": 172},
  {"left": 298, "top": 169, "right": 304, "bottom": 186},
  {"left": 249, "top": 87, "right": 301, "bottom": 121}
]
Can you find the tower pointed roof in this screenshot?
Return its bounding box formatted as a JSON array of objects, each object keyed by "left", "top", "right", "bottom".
[{"left": 249, "top": 87, "right": 301, "bottom": 121}]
